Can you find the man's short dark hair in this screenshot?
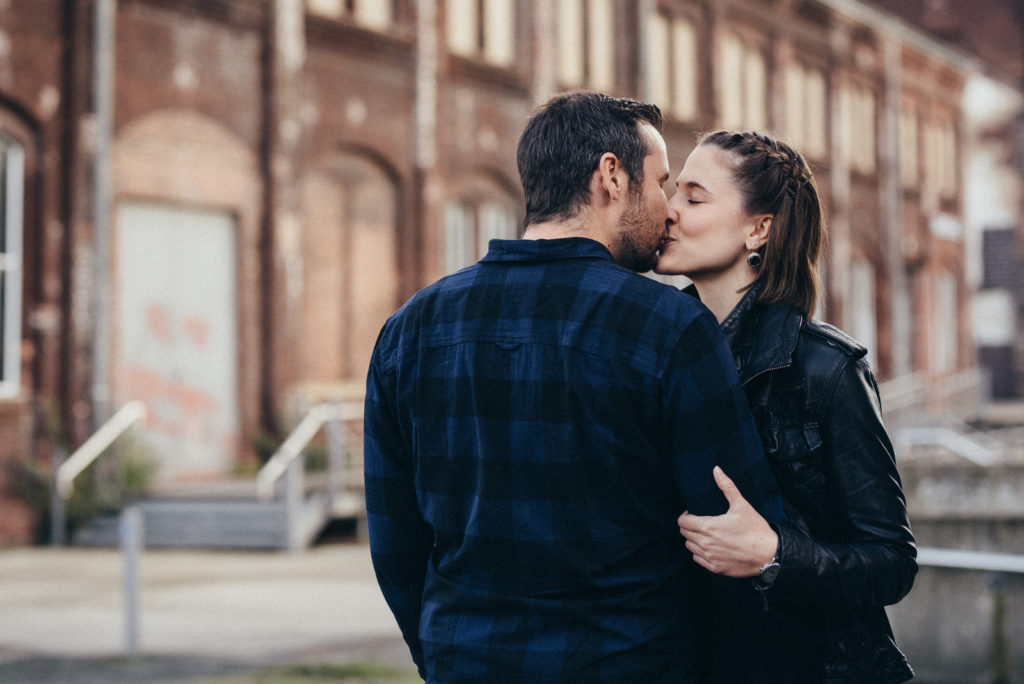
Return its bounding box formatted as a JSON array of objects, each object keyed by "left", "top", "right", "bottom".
[{"left": 516, "top": 91, "right": 663, "bottom": 227}]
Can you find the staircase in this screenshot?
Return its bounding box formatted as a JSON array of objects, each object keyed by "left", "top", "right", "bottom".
[
  {"left": 60, "top": 402, "right": 365, "bottom": 552},
  {"left": 72, "top": 480, "right": 361, "bottom": 551}
]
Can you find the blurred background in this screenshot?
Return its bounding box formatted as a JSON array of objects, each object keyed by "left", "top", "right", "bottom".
[{"left": 0, "top": 0, "right": 1022, "bottom": 681}]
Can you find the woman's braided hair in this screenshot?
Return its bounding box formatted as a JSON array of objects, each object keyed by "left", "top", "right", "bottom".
[{"left": 699, "top": 130, "right": 825, "bottom": 317}]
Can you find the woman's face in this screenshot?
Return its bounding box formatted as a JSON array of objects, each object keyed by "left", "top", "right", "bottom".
[{"left": 656, "top": 144, "right": 757, "bottom": 278}]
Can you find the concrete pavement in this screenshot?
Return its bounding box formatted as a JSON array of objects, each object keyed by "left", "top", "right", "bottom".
[{"left": 0, "top": 540, "right": 417, "bottom": 683}]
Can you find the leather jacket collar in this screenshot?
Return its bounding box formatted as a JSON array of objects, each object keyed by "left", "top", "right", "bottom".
[{"left": 684, "top": 280, "right": 804, "bottom": 385}]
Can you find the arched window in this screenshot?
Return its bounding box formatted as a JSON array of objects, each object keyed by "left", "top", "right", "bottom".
[
  {"left": 783, "top": 59, "right": 828, "bottom": 160},
  {"left": 899, "top": 99, "right": 920, "bottom": 189},
  {"left": 446, "top": 0, "right": 516, "bottom": 67},
  {"left": 443, "top": 177, "right": 519, "bottom": 274},
  {"left": 843, "top": 81, "right": 877, "bottom": 174},
  {"left": 0, "top": 134, "right": 24, "bottom": 399},
  {"left": 645, "top": 8, "right": 698, "bottom": 122},
  {"left": 932, "top": 271, "right": 958, "bottom": 373},
  {"left": 718, "top": 30, "right": 767, "bottom": 130},
  {"left": 299, "top": 153, "right": 399, "bottom": 384},
  {"left": 557, "top": 0, "right": 616, "bottom": 92},
  {"left": 923, "top": 111, "right": 957, "bottom": 200},
  {"left": 850, "top": 259, "right": 878, "bottom": 372}
]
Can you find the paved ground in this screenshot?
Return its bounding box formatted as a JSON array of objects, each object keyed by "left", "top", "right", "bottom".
[{"left": 0, "top": 539, "right": 417, "bottom": 683}]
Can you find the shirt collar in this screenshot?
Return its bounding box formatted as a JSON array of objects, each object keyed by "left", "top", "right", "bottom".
[{"left": 479, "top": 237, "right": 615, "bottom": 264}]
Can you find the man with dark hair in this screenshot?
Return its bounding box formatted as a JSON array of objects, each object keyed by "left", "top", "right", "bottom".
[{"left": 364, "top": 90, "right": 783, "bottom": 682}]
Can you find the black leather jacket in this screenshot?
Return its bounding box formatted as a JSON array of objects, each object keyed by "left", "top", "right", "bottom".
[{"left": 689, "top": 282, "right": 917, "bottom": 683}]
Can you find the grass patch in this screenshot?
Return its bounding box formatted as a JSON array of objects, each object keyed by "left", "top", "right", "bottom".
[
  {"left": 181, "top": 662, "right": 421, "bottom": 683},
  {"left": 261, "top": 663, "right": 419, "bottom": 680}
]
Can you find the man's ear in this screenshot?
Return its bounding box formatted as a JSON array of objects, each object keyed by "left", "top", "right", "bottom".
[
  {"left": 596, "top": 152, "right": 628, "bottom": 202},
  {"left": 747, "top": 214, "right": 772, "bottom": 250}
]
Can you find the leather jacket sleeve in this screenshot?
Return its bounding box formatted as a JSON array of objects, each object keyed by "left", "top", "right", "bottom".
[{"left": 772, "top": 355, "right": 918, "bottom": 608}]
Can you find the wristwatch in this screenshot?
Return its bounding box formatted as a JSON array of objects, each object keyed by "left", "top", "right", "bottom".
[
  {"left": 756, "top": 557, "right": 781, "bottom": 589},
  {"left": 754, "top": 557, "right": 780, "bottom": 611}
]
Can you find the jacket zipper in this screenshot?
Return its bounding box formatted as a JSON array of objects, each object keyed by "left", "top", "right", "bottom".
[{"left": 741, "top": 362, "right": 791, "bottom": 387}]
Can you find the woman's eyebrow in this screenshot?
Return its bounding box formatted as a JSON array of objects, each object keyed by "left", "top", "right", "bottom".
[{"left": 679, "top": 179, "right": 708, "bottom": 192}]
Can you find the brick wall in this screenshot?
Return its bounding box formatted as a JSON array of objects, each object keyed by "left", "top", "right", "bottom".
[
  {"left": 0, "top": 0, "right": 70, "bottom": 545},
  {"left": 0, "top": 401, "right": 38, "bottom": 545}
]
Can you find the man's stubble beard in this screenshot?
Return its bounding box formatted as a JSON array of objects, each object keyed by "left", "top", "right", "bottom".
[{"left": 615, "top": 187, "right": 664, "bottom": 273}]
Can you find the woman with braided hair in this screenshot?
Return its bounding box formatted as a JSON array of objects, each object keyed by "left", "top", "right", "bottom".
[{"left": 655, "top": 129, "right": 916, "bottom": 683}]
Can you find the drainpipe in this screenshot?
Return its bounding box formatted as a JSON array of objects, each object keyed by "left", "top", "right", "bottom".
[
  {"left": 91, "top": 0, "right": 115, "bottom": 428},
  {"left": 415, "top": 0, "right": 437, "bottom": 173},
  {"left": 411, "top": 0, "right": 437, "bottom": 288}
]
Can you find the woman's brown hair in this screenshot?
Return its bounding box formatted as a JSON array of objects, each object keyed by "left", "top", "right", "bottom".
[{"left": 698, "top": 130, "right": 825, "bottom": 317}]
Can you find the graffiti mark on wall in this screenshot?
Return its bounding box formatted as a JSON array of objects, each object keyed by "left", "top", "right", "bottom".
[
  {"left": 121, "top": 302, "right": 233, "bottom": 451},
  {"left": 122, "top": 365, "right": 218, "bottom": 434},
  {"left": 183, "top": 314, "right": 210, "bottom": 349}
]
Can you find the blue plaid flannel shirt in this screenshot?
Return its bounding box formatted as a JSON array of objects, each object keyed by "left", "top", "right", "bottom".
[{"left": 364, "top": 238, "right": 784, "bottom": 683}]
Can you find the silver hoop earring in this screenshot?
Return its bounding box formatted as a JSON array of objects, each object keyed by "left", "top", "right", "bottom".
[{"left": 747, "top": 250, "right": 763, "bottom": 268}]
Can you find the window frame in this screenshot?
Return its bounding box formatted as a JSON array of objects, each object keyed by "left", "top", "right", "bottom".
[
  {"left": 717, "top": 27, "right": 768, "bottom": 130},
  {"left": 844, "top": 79, "right": 878, "bottom": 176},
  {"left": 556, "top": 0, "right": 617, "bottom": 92},
  {"left": 783, "top": 57, "right": 828, "bottom": 161},
  {"left": 445, "top": 0, "right": 519, "bottom": 69},
  {"left": 305, "top": 0, "right": 399, "bottom": 32},
  {"left": 850, "top": 258, "right": 878, "bottom": 372},
  {"left": 645, "top": 6, "right": 700, "bottom": 123},
  {"left": 932, "top": 271, "right": 958, "bottom": 373},
  {"left": 923, "top": 110, "right": 957, "bottom": 200},
  {"left": 0, "top": 134, "right": 24, "bottom": 399},
  {"left": 442, "top": 178, "right": 521, "bottom": 274}
]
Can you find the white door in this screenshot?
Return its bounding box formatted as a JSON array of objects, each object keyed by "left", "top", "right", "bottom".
[{"left": 114, "top": 202, "right": 239, "bottom": 481}]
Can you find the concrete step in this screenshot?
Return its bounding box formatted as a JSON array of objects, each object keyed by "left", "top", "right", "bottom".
[
  {"left": 72, "top": 494, "right": 332, "bottom": 551},
  {"left": 146, "top": 477, "right": 261, "bottom": 500}
]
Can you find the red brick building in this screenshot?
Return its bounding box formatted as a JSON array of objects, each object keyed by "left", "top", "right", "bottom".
[
  {"left": 863, "top": 0, "right": 1024, "bottom": 398},
  {"left": 0, "top": 0, "right": 996, "bottom": 544}
]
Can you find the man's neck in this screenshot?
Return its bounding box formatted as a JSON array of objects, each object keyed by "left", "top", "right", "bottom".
[
  {"left": 523, "top": 214, "right": 615, "bottom": 249},
  {"left": 522, "top": 218, "right": 589, "bottom": 241}
]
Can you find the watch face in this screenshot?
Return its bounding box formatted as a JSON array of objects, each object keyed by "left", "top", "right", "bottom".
[{"left": 761, "top": 562, "right": 781, "bottom": 585}]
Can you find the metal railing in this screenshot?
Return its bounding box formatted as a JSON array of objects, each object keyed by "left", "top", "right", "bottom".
[
  {"left": 879, "top": 368, "right": 984, "bottom": 424},
  {"left": 893, "top": 425, "right": 997, "bottom": 466},
  {"left": 256, "top": 401, "right": 364, "bottom": 549},
  {"left": 51, "top": 401, "right": 147, "bottom": 545},
  {"left": 901, "top": 546, "right": 1024, "bottom": 680},
  {"left": 917, "top": 547, "right": 1024, "bottom": 575}
]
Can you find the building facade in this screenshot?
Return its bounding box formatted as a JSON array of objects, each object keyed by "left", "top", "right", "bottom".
[
  {"left": 862, "top": 0, "right": 1024, "bottom": 400},
  {"left": 0, "top": 0, "right": 990, "bottom": 543}
]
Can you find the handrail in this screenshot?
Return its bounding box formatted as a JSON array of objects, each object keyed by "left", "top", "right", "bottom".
[
  {"left": 256, "top": 401, "right": 364, "bottom": 501},
  {"left": 893, "top": 426, "right": 997, "bottom": 466},
  {"left": 55, "top": 401, "right": 147, "bottom": 499},
  {"left": 917, "top": 547, "right": 1024, "bottom": 575},
  {"left": 52, "top": 400, "right": 147, "bottom": 545}
]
